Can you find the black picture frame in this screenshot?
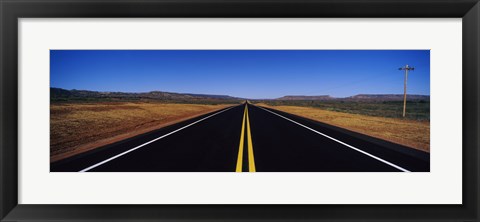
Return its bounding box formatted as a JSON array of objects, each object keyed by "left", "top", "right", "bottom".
[{"left": 1, "top": 0, "right": 479, "bottom": 221}]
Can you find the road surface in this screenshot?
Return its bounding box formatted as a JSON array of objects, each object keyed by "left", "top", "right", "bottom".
[{"left": 51, "top": 103, "right": 429, "bottom": 172}]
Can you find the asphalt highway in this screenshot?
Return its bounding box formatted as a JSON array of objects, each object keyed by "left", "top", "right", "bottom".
[{"left": 51, "top": 103, "right": 429, "bottom": 172}]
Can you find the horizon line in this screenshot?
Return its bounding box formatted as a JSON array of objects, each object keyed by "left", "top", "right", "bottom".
[{"left": 51, "top": 87, "right": 431, "bottom": 100}]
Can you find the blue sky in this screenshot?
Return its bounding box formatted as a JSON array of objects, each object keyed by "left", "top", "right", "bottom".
[{"left": 50, "top": 50, "right": 430, "bottom": 99}]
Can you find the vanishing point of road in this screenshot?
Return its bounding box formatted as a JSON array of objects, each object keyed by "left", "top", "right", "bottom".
[{"left": 51, "top": 103, "right": 429, "bottom": 172}]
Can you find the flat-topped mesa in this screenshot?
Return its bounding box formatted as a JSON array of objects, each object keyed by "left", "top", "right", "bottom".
[
  {"left": 50, "top": 87, "right": 240, "bottom": 101},
  {"left": 276, "top": 95, "right": 334, "bottom": 101},
  {"left": 347, "top": 94, "right": 430, "bottom": 101}
]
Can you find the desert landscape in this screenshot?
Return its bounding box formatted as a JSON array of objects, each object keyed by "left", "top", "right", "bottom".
[
  {"left": 254, "top": 95, "right": 430, "bottom": 152},
  {"left": 50, "top": 49, "right": 430, "bottom": 172},
  {"left": 255, "top": 103, "right": 429, "bottom": 152},
  {"left": 51, "top": 87, "right": 430, "bottom": 163},
  {"left": 50, "top": 88, "right": 240, "bottom": 162}
]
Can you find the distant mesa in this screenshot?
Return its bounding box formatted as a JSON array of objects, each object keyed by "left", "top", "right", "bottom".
[
  {"left": 346, "top": 94, "right": 430, "bottom": 101},
  {"left": 51, "top": 88, "right": 430, "bottom": 102},
  {"left": 275, "top": 94, "right": 429, "bottom": 101},
  {"left": 50, "top": 87, "right": 240, "bottom": 101},
  {"left": 276, "top": 95, "right": 334, "bottom": 101}
]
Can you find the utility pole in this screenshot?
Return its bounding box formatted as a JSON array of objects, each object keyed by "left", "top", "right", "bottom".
[{"left": 399, "top": 64, "right": 414, "bottom": 118}]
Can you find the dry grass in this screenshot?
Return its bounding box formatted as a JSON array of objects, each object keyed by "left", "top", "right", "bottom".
[
  {"left": 257, "top": 104, "right": 429, "bottom": 152},
  {"left": 51, "top": 102, "right": 233, "bottom": 162}
]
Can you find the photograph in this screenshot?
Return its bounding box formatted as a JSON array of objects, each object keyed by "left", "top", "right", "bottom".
[{"left": 49, "top": 50, "right": 430, "bottom": 172}]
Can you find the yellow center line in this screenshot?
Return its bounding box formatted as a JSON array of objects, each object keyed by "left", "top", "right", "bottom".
[
  {"left": 245, "top": 105, "right": 256, "bottom": 172},
  {"left": 235, "top": 105, "right": 247, "bottom": 172}
]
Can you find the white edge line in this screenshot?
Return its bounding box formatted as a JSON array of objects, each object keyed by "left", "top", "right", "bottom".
[
  {"left": 79, "top": 105, "right": 239, "bottom": 172},
  {"left": 255, "top": 105, "right": 411, "bottom": 172}
]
